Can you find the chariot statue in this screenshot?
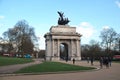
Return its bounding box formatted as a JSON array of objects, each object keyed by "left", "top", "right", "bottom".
[{"left": 57, "top": 11, "right": 70, "bottom": 25}]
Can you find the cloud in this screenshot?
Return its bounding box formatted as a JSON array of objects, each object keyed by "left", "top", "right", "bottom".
[
  {"left": 115, "top": 0, "right": 120, "bottom": 8},
  {"left": 0, "top": 23, "right": 4, "bottom": 28},
  {"left": 76, "top": 22, "right": 95, "bottom": 38},
  {"left": 36, "top": 34, "right": 45, "bottom": 50},
  {"left": 0, "top": 16, "right": 5, "bottom": 20},
  {"left": 102, "top": 25, "right": 110, "bottom": 30}
]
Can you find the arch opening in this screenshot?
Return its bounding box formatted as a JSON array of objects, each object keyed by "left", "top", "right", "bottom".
[{"left": 60, "top": 43, "right": 69, "bottom": 61}]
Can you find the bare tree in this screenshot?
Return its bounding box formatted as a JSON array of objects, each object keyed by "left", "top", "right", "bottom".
[
  {"left": 81, "top": 44, "right": 91, "bottom": 58},
  {"left": 115, "top": 33, "right": 120, "bottom": 53},
  {"left": 3, "top": 20, "right": 37, "bottom": 56},
  {"left": 100, "top": 28, "right": 117, "bottom": 54},
  {"left": 89, "top": 40, "right": 101, "bottom": 57}
]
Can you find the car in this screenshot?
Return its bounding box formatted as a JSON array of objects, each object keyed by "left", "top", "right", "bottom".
[{"left": 24, "top": 54, "right": 32, "bottom": 58}]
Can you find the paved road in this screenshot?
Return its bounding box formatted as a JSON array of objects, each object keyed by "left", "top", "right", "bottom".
[{"left": 0, "top": 61, "right": 120, "bottom": 80}]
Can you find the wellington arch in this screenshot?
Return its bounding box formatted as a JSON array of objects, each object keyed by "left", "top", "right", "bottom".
[
  {"left": 44, "top": 25, "right": 82, "bottom": 61},
  {"left": 44, "top": 11, "right": 82, "bottom": 61}
]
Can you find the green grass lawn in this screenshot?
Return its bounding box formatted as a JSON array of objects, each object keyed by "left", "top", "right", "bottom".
[
  {"left": 15, "top": 61, "right": 95, "bottom": 73},
  {"left": 0, "top": 56, "right": 33, "bottom": 66}
]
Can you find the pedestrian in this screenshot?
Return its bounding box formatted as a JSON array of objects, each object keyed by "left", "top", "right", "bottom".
[
  {"left": 104, "top": 57, "right": 109, "bottom": 68},
  {"left": 108, "top": 57, "right": 112, "bottom": 67},
  {"left": 99, "top": 57, "right": 103, "bottom": 68},
  {"left": 90, "top": 57, "right": 94, "bottom": 65},
  {"left": 73, "top": 58, "right": 75, "bottom": 64},
  {"left": 65, "top": 57, "right": 68, "bottom": 62},
  {"left": 87, "top": 57, "right": 90, "bottom": 63}
]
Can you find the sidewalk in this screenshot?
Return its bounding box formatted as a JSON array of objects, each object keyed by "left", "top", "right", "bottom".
[
  {"left": 0, "top": 60, "right": 120, "bottom": 80},
  {"left": 58, "top": 60, "right": 101, "bottom": 68},
  {"left": 0, "top": 59, "right": 41, "bottom": 74}
]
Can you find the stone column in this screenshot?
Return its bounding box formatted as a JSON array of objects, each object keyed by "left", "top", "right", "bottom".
[
  {"left": 57, "top": 39, "right": 60, "bottom": 60},
  {"left": 70, "top": 39, "right": 73, "bottom": 60},
  {"left": 76, "top": 39, "right": 81, "bottom": 60},
  {"left": 45, "top": 39, "right": 52, "bottom": 61},
  {"left": 79, "top": 40, "right": 81, "bottom": 60},
  {"left": 52, "top": 39, "right": 54, "bottom": 60}
]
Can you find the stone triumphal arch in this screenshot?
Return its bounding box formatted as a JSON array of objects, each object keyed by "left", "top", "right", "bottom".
[
  {"left": 44, "top": 11, "right": 82, "bottom": 61},
  {"left": 44, "top": 25, "right": 82, "bottom": 61}
]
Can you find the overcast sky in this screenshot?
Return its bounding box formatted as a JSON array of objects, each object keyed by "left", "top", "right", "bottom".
[{"left": 0, "top": 0, "right": 120, "bottom": 49}]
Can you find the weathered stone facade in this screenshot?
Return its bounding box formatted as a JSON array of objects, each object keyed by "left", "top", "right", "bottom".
[{"left": 44, "top": 25, "right": 82, "bottom": 61}]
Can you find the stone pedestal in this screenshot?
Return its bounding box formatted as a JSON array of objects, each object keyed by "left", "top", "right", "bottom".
[{"left": 44, "top": 25, "right": 82, "bottom": 61}]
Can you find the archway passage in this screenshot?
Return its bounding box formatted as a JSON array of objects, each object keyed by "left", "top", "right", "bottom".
[{"left": 60, "top": 43, "right": 69, "bottom": 61}]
